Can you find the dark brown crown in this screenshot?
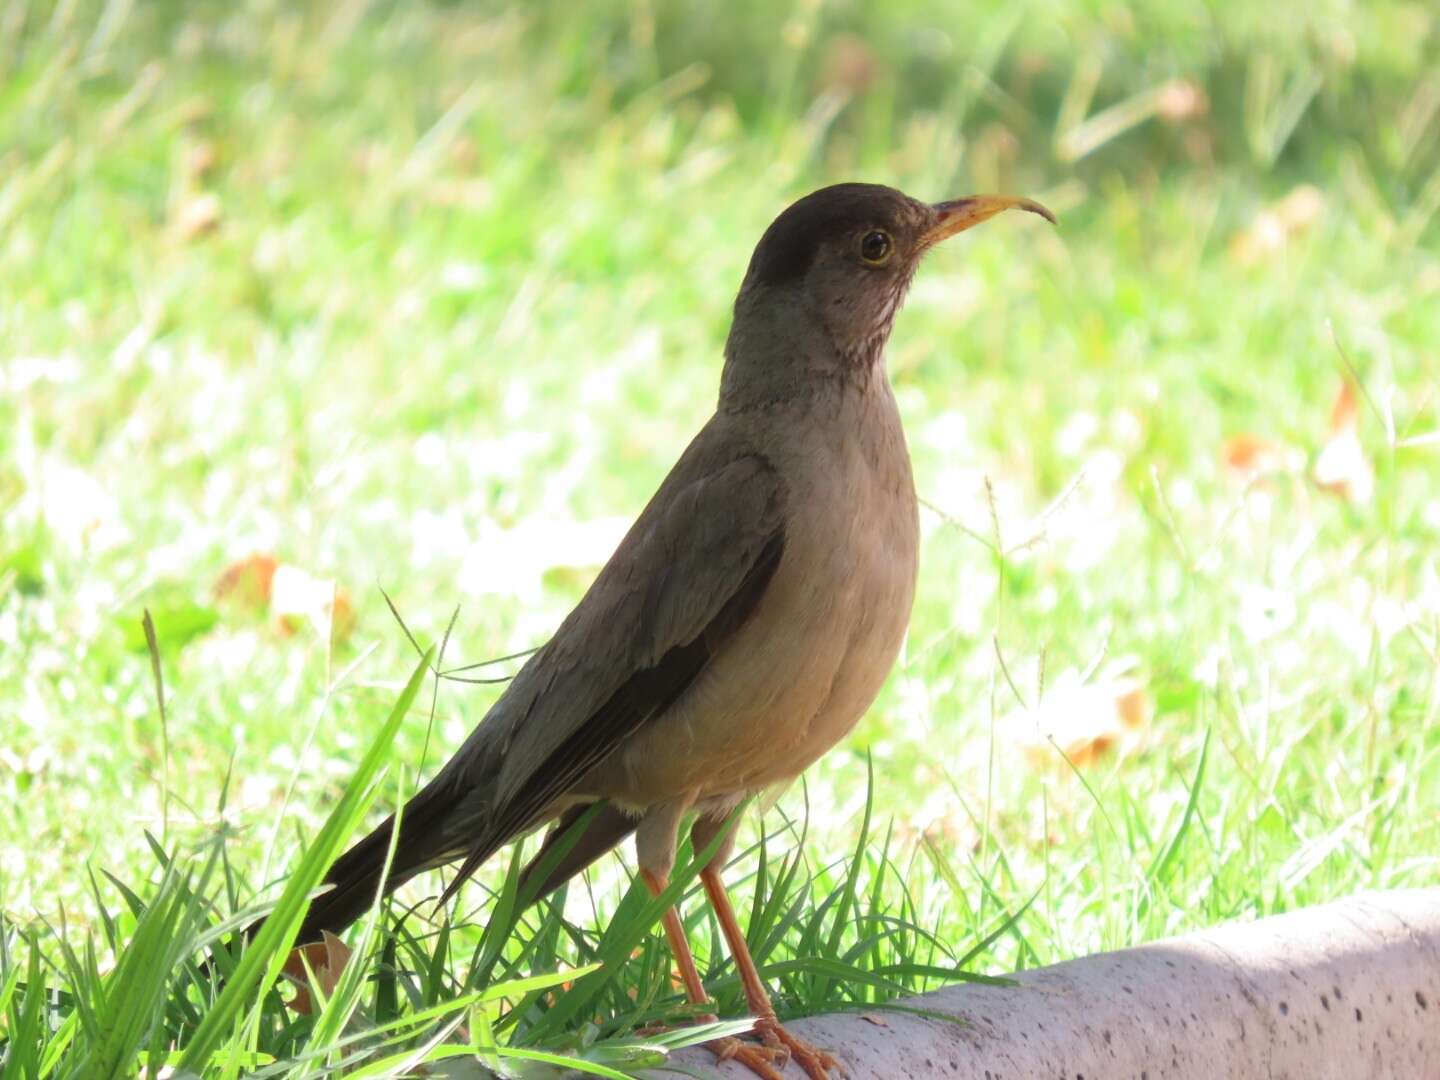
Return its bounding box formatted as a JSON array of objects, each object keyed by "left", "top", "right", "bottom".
[{"left": 744, "top": 183, "right": 924, "bottom": 287}]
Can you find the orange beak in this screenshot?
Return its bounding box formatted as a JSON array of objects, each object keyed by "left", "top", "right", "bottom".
[{"left": 923, "top": 195, "right": 1056, "bottom": 247}]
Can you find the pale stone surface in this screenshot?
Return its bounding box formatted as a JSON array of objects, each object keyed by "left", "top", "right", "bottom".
[{"left": 656, "top": 889, "right": 1440, "bottom": 1079}]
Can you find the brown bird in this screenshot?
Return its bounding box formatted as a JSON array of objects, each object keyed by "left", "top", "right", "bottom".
[{"left": 283, "top": 183, "right": 1053, "bottom": 1078}]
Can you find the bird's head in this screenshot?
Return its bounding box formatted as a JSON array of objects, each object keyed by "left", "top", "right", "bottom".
[{"left": 723, "top": 183, "right": 1053, "bottom": 402}]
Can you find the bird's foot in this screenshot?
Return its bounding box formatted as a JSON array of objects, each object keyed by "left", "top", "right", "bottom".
[
  {"left": 708, "top": 1035, "right": 788, "bottom": 1080},
  {"left": 756, "top": 1016, "right": 846, "bottom": 1078},
  {"left": 709, "top": 1018, "right": 845, "bottom": 1079}
]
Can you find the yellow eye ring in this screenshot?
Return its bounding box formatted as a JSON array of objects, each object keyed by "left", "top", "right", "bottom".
[{"left": 859, "top": 229, "right": 893, "bottom": 265}]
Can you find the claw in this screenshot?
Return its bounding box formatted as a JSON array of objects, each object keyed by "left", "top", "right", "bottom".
[
  {"left": 756, "top": 1017, "right": 846, "bottom": 1079},
  {"left": 709, "top": 1035, "right": 789, "bottom": 1079},
  {"left": 708, "top": 1019, "right": 844, "bottom": 1079}
]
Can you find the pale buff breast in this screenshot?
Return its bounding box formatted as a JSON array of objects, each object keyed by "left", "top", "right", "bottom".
[{"left": 579, "top": 381, "right": 919, "bottom": 809}]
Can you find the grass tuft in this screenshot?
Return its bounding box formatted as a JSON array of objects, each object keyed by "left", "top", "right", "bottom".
[{"left": 3, "top": 0, "right": 1438, "bottom": 1075}]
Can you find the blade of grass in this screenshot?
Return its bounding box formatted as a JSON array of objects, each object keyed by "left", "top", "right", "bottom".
[{"left": 176, "top": 647, "right": 434, "bottom": 1073}]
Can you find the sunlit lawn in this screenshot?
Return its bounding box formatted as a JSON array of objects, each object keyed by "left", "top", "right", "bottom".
[{"left": 1, "top": 0, "right": 1438, "bottom": 1074}]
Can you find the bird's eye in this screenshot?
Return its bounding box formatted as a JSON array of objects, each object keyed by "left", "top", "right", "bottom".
[{"left": 859, "top": 229, "right": 893, "bottom": 265}]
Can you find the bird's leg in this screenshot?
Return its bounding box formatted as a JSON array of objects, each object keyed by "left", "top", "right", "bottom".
[
  {"left": 639, "top": 868, "right": 713, "bottom": 1015},
  {"left": 641, "top": 868, "right": 787, "bottom": 1080},
  {"left": 701, "top": 865, "right": 846, "bottom": 1080}
]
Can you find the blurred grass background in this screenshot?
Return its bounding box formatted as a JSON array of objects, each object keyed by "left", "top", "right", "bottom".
[{"left": 1, "top": 0, "right": 1438, "bottom": 1067}]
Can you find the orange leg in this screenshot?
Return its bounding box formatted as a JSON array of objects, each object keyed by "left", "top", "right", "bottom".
[
  {"left": 640, "top": 868, "right": 711, "bottom": 1011},
  {"left": 701, "top": 865, "right": 847, "bottom": 1079},
  {"left": 642, "top": 869, "right": 787, "bottom": 1080}
]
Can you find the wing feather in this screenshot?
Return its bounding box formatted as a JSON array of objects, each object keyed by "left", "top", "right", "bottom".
[{"left": 432, "top": 426, "right": 787, "bottom": 895}]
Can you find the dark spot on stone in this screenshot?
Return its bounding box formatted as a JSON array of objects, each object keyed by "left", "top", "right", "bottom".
[
  {"left": 1321, "top": 993, "right": 1330, "bottom": 1010},
  {"left": 1333, "top": 985, "right": 1342, "bottom": 1000},
  {"left": 1103, "top": 1030, "right": 1111, "bottom": 1044},
  {"left": 1279, "top": 1001, "right": 1289, "bottom": 1016},
  {"left": 1417, "top": 991, "right": 1429, "bottom": 1010},
  {"left": 1355, "top": 1008, "right": 1363, "bottom": 1022}
]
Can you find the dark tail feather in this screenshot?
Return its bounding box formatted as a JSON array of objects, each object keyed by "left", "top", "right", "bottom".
[
  {"left": 200, "top": 778, "right": 470, "bottom": 980},
  {"left": 227, "top": 791, "right": 634, "bottom": 970},
  {"left": 303, "top": 796, "right": 635, "bottom": 942},
  {"left": 299, "top": 796, "right": 634, "bottom": 941},
  {"left": 294, "top": 777, "right": 464, "bottom": 943}
]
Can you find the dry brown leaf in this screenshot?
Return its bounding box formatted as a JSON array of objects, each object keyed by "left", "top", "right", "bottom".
[
  {"left": 1314, "top": 378, "right": 1374, "bottom": 504},
  {"left": 329, "top": 588, "right": 357, "bottom": 644},
  {"left": 282, "top": 930, "right": 352, "bottom": 1016},
  {"left": 182, "top": 140, "right": 218, "bottom": 183},
  {"left": 1330, "top": 377, "right": 1360, "bottom": 430},
  {"left": 214, "top": 553, "right": 354, "bottom": 643},
  {"left": 1157, "top": 79, "right": 1207, "bottom": 122},
  {"left": 1222, "top": 432, "right": 1293, "bottom": 479},
  {"left": 1014, "top": 670, "right": 1151, "bottom": 770},
  {"left": 1114, "top": 686, "right": 1152, "bottom": 734},
  {"left": 214, "top": 553, "right": 278, "bottom": 609},
  {"left": 271, "top": 564, "right": 355, "bottom": 642},
  {"left": 1229, "top": 185, "right": 1325, "bottom": 265},
  {"left": 171, "top": 192, "right": 221, "bottom": 241}
]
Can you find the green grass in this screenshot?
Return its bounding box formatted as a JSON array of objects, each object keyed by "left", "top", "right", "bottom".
[{"left": 2, "top": 0, "right": 1438, "bottom": 1074}]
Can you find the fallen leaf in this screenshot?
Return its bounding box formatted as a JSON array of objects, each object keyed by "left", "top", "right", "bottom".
[
  {"left": 214, "top": 554, "right": 354, "bottom": 643},
  {"left": 1314, "top": 430, "right": 1373, "bottom": 504},
  {"left": 1330, "top": 377, "right": 1360, "bottom": 430},
  {"left": 1314, "top": 379, "right": 1374, "bottom": 505},
  {"left": 1157, "top": 79, "right": 1207, "bottom": 122},
  {"left": 214, "top": 553, "right": 278, "bottom": 610},
  {"left": 1115, "top": 685, "right": 1150, "bottom": 730},
  {"left": 171, "top": 192, "right": 221, "bottom": 240},
  {"left": 329, "top": 587, "right": 357, "bottom": 644},
  {"left": 283, "top": 930, "right": 352, "bottom": 1016},
  {"left": 1229, "top": 185, "right": 1325, "bottom": 265},
  {"left": 182, "top": 140, "right": 218, "bottom": 182},
  {"left": 271, "top": 563, "right": 355, "bottom": 643},
  {"left": 1222, "top": 432, "right": 1295, "bottom": 479},
  {"left": 1012, "top": 666, "right": 1151, "bottom": 770}
]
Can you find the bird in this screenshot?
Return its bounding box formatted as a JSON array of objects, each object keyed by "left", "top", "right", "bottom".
[{"left": 272, "top": 182, "right": 1053, "bottom": 1078}]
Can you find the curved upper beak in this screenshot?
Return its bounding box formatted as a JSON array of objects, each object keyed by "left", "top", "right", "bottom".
[{"left": 923, "top": 195, "right": 1056, "bottom": 247}]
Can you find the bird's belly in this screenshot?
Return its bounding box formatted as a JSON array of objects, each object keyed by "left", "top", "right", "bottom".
[{"left": 584, "top": 473, "right": 918, "bottom": 809}]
